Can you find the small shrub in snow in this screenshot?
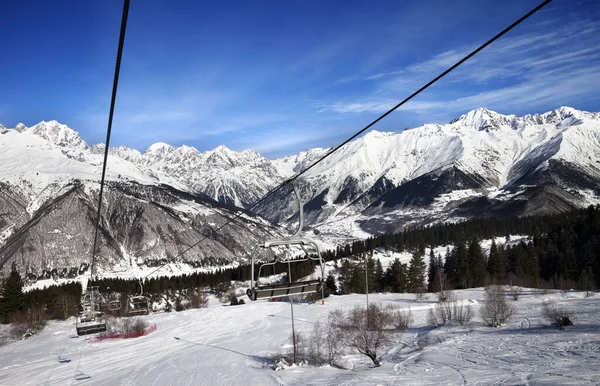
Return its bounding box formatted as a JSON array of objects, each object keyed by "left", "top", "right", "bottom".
[
  {"left": 453, "top": 303, "right": 474, "bottom": 325},
  {"left": 285, "top": 331, "right": 305, "bottom": 363},
  {"left": 508, "top": 286, "right": 521, "bottom": 301},
  {"left": 213, "top": 281, "right": 232, "bottom": 302},
  {"left": 307, "top": 322, "right": 324, "bottom": 366},
  {"left": 437, "top": 289, "right": 450, "bottom": 303},
  {"left": 427, "top": 292, "right": 473, "bottom": 326},
  {"left": 9, "top": 306, "right": 48, "bottom": 339},
  {"left": 123, "top": 317, "right": 148, "bottom": 333},
  {"left": 480, "top": 286, "right": 514, "bottom": 327},
  {"left": 175, "top": 298, "right": 186, "bottom": 312},
  {"left": 427, "top": 308, "right": 438, "bottom": 327},
  {"left": 304, "top": 290, "right": 327, "bottom": 303},
  {"left": 385, "top": 304, "right": 413, "bottom": 330},
  {"left": 415, "top": 288, "right": 429, "bottom": 301},
  {"left": 188, "top": 291, "right": 209, "bottom": 309},
  {"left": 238, "top": 299, "right": 245, "bottom": 305},
  {"left": 542, "top": 302, "right": 573, "bottom": 328},
  {"left": 324, "top": 310, "right": 344, "bottom": 365},
  {"left": 219, "top": 286, "right": 239, "bottom": 304},
  {"left": 105, "top": 317, "right": 148, "bottom": 334}
]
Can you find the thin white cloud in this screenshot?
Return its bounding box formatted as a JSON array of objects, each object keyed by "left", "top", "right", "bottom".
[{"left": 321, "top": 19, "right": 600, "bottom": 116}]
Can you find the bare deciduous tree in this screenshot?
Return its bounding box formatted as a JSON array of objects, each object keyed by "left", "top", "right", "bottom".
[
  {"left": 307, "top": 322, "right": 324, "bottom": 365},
  {"left": 480, "top": 286, "right": 514, "bottom": 327},
  {"left": 324, "top": 310, "right": 344, "bottom": 365},
  {"left": 338, "top": 304, "right": 393, "bottom": 367}
]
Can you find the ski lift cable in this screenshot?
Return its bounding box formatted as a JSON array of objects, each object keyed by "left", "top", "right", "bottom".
[
  {"left": 89, "top": 0, "right": 130, "bottom": 282},
  {"left": 143, "top": 0, "right": 552, "bottom": 278}
]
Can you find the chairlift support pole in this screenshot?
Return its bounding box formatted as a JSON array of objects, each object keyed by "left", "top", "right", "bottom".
[
  {"left": 288, "top": 260, "right": 296, "bottom": 363},
  {"left": 365, "top": 251, "right": 369, "bottom": 311}
]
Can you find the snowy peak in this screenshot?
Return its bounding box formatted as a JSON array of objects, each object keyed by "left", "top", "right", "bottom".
[
  {"left": 15, "top": 123, "right": 27, "bottom": 132},
  {"left": 450, "top": 108, "right": 516, "bottom": 131},
  {"left": 273, "top": 147, "right": 330, "bottom": 177},
  {"left": 144, "top": 142, "right": 176, "bottom": 160},
  {"left": 26, "top": 120, "right": 88, "bottom": 150},
  {"left": 204, "top": 145, "right": 240, "bottom": 168}
]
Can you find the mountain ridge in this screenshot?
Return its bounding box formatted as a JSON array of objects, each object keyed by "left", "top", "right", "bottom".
[{"left": 1, "top": 106, "right": 600, "bottom": 276}]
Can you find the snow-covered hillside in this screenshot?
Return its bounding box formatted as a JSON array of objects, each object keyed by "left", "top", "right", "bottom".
[{"left": 0, "top": 289, "right": 598, "bottom": 385}]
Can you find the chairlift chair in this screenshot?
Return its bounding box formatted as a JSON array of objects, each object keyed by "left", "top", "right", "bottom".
[
  {"left": 76, "top": 311, "right": 107, "bottom": 336},
  {"left": 246, "top": 185, "right": 325, "bottom": 302},
  {"left": 109, "top": 299, "right": 121, "bottom": 311},
  {"left": 108, "top": 293, "right": 122, "bottom": 312},
  {"left": 127, "top": 280, "right": 149, "bottom": 315},
  {"left": 76, "top": 286, "right": 107, "bottom": 335}
]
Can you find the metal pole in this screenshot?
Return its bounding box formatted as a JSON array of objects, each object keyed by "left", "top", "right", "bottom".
[
  {"left": 90, "top": 286, "right": 94, "bottom": 312},
  {"left": 288, "top": 261, "right": 296, "bottom": 363},
  {"left": 365, "top": 252, "right": 369, "bottom": 310}
]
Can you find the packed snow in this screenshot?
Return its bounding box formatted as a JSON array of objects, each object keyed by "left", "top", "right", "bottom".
[{"left": 0, "top": 289, "right": 598, "bottom": 385}]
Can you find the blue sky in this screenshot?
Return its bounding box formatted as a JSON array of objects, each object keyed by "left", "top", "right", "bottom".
[{"left": 1, "top": 0, "right": 599, "bottom": 158}]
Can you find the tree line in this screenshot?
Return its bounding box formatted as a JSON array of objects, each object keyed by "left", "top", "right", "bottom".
[{"left": 2, "top": 205, "right": 598, "bottom": 324}]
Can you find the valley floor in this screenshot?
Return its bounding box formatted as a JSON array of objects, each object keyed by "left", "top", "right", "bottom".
[{"left": 0, "top": 289, "right": 599, "bottom": 385}]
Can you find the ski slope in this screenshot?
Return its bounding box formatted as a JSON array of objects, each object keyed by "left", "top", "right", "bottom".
[{"left": 0, "top": 290, "right": 599, "bottom": 385}]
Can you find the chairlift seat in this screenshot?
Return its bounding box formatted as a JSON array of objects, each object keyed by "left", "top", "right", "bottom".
[
  {"left": 76, "top": 311, "right": 107, "bottom": 336},
  {"left": 127, "top": 295, "right": 149, "bottom": 315},
  {"left": 109, "top": 300, "right": 121, "bottom": 311},
  {"left": 247, "top": 279, "right": 322, "bottom": 301}
]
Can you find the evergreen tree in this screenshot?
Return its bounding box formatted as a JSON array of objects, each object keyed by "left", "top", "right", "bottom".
[
  {"left": 374, "top": 259, "right": 384, "bottom": 292},
  {"left": 407, "top": 252, "right": 426, "bottom": 293},
  {"left": 0, "top": 264, "right": 24, "bottom": 323},
  {"left": 350, "top": 262, "right": 366, "bottom": 294},
  {"left": 428, "top": 248, "right": 439, "bottom": 292},
  {"left": 487, "top": 240, "right": 499, "bottom": 276},
  {"left": 445, "top": 241, "right": 468, "bottom": 289},
  {"left": 385, "top": 258, "right": 407, "bottom": 293},
  {"left": 338, "top": 260, "right": 355, "bottom": 294},
  {"left": 487, "top": 240, "right": 509, "bottom": 282},
  {"left": 467, "top": 238, "right": 486, "bottom": 288},
  {"left": 325, "top": 272, "right": 337, "bottom": 295}
]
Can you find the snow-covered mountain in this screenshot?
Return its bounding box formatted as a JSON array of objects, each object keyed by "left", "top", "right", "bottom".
[
  {"left": 256, "top": 107, "right": 600, "bottom": 236},
  {"left": 0, "top": 122, "right": 282, "bottom": 277},
  {"left": 1, "top": 107, "right": 599, "bottom": 276}
]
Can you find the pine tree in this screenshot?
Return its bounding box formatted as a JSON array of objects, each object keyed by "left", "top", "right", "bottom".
[
  {"left": 0, "top": 264, "right": 24, "bottom": 323},
  {"left": 428, "top": 249, "right": 443, "bottom": 292},
  {"left": 325, "top": 272, "right": 337, "bottom": 295},
  {"left": 487, "top": 240, "right": 499, "bottom": 276},
  {"left": 350, "top": 262, "right": 366, "bottom": 294},
  {"left": 374, "top": 259, "right": 384, "bottom": 292},
  {"left": 467, "top": 238, "right": 486, "bottom": 288},
  {"left": 339, "top": 260, "right": 354, "bottom": 294},
  {"left": 407, "top": 252, "right": 426, "bottom": 293},
  {"left": 385, "top": 258, "right": 407, "bottom": 293}
]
